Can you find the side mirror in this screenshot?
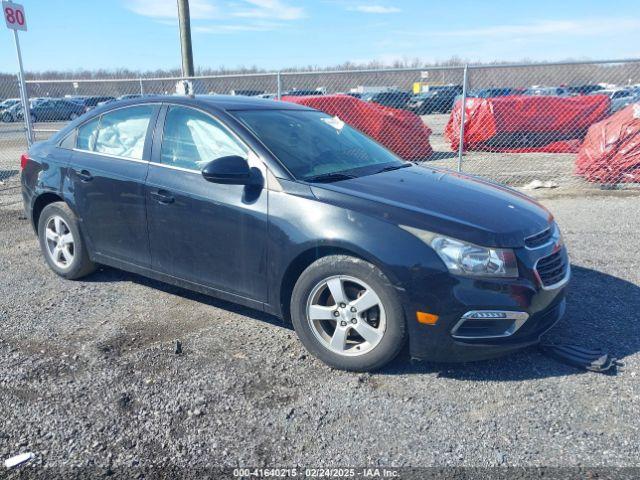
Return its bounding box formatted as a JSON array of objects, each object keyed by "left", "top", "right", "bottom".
[{"left": 201, "top": 155, "right": 252, "bottom": 185}]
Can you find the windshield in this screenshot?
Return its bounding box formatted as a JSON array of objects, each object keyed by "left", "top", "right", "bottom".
[{"left": 233, "top": 109, "right": 405, "bottom": 181}]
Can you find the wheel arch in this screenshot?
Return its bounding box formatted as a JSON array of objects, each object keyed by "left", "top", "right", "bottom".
[
  {"left": 278, "top": 244, "right": 402, "bottom": 322},
  {"left": 31, "top": 192, "right": 65, "bottom": 232}
]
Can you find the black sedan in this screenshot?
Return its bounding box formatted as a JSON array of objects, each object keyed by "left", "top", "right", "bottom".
[
  {"left": 0, "top": 98, "right": 21, "bottom": 114},
  {"left": 20, "top": 95, "right": 570, "bottom": 371},
  {"left": 407, "top": 85, "right": 463, "bottom": 114},
  {"left": 362, "top": 91, "right": 412, "bottom": 110}
]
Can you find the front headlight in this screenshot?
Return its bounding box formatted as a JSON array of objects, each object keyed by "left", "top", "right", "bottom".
[{"left": 400, "top": 226, "right": 519, "bottom": 278}]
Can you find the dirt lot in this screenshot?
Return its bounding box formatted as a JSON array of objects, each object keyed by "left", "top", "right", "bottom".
[{"left": 1, "top": 178, "right": 639, "bottom": 474}]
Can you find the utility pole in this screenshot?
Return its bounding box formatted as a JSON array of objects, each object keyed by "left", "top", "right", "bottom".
[{"left": 176, "top": 0, "right": 195, "bottom": 78}]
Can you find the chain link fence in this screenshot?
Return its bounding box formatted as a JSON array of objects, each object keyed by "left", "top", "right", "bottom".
[
  {"left": 2, "top": 59, "right": 640, "bottom": 202},
  {"left": 0, "top": 73, "right": 24, "bottom": 206}
]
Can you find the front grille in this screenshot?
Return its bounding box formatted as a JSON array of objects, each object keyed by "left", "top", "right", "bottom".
[
  {"left": 525, "top": 227, "right": 552, "bottom": 248},
  {"left": 536, "top": 249, "right": 568, "bottom": 287}
]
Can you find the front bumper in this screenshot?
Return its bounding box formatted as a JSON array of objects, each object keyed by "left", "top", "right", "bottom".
[
  {"left": 403, "top": 243, "right": 570, "bottom": 363},
  {"left": 408, "top": 294, "right": 566, "bottom": 362}
]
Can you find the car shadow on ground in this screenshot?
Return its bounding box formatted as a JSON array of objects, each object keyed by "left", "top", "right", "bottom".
[
  {"left": 383, "top": 265, "right": 640, "bottom": 380},
  {"left": 84, "top": 266, "right": 291, "bottom": 332},
  {"left": 85, "top": 264, "right": 638, "bottom": 380}
]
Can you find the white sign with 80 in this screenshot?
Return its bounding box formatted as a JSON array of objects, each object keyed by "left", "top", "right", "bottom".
[{"left": 3, "top": 1, "right": 27, "bottom": 31}]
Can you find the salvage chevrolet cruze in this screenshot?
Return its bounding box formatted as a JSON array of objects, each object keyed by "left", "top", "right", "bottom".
[{"left": 20, "top": 95, "right": 570, "bottom": 371}]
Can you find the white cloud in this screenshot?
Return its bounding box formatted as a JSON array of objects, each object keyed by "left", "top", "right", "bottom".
[
  {"left": 126, "top": 0, "right": 219, "bottom": 19},
  {"left": 126, "top": 0, "right": 304, "bottom": 34},
  {"left": 230, "top": 0, "right": 305, "bottom": 20},
  {"left": 350, "top": 5, "right": 401, "bottom": 14},
  {"left": 193, "top": 22, "right": 283, "bottom": 33},
  {"left": 398, "top": 18, "right": 640, "bottom": 39}
]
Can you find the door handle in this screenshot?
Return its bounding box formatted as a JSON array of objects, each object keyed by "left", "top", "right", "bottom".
[
  {"left": 75, "top": 169, "right": 93, "bottom": 182},
  {"left": 150, "top": 189, "right": 175, "bottom": 204}
]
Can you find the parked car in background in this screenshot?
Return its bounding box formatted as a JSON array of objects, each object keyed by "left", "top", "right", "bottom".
[
  {"left": 523, "top": 86, "right": 571, "bottom": 97},
  {"left": 74, "top": 96, "right": 116, "bottom": 112},
  {"left": 97, "top": 95, "right": 146, "bottom": 107},
  {"left": 1, "top": 102, "right": 22, "bottom": 122},
  {"left": 66, "top": 95, "right": 89, "bottom": 104},
  {"left": 283, "top": 89, "right": 324, "bottom": 97},
  {"left": 6, "top": 98, "right": 86, "bottom": 123},
  {"left": 468, "top": 88, "right": 515, "bottom": 98},
  {"left": 590, "top": 88, "right": 639, "bottom": 112},
  {"left": 406, "top": 86, "right": 462, "bottom": 114},
  {"left": 567, "top": 84, "right": 604, "bottom": 96},
  {"left": 0, "top": 98, "right": 21, "bottom": 114},
  {"left": 21, "top": 95, "right": 569, "bottom": 371},
  {"left": 230, "top": 90, "right": 264, "bottom": 97},
  {"left": 362, "top": 91, "right": 412, "bottom": 110},
  {"left": 29, "top": 97, "right": 51, "bottom": 107}
]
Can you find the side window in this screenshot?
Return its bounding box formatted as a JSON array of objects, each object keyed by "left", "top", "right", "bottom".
[
  {"left": 76, "top": 117, "right": 100, "bottom": 151},
  {"left": 93, "top": 105, "right": 154, "bottom": 159},
  {"left": 160, "top": 106, "right": 247, "bottom": 170}
]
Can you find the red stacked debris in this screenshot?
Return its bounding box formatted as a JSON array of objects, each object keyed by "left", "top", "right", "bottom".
[
  {"left": 575, "top": 103, "right": 640, "bottom": 183},
  {"left": 282, "top": 95, "right": 433, "bottom": 160},
  {"left": 445, "top": 94, "right": 611, "bottom": 153}
]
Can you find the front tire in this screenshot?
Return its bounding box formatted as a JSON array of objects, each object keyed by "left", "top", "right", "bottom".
[
  {"left": 290, "top": 255, "right": 406, "bottom": 371},
  {"left": 38, "top": 202, "right": 96, "bottom": 280}
]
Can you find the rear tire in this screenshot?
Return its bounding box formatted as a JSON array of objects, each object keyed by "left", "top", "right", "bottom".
[
  {"left": 290, "top": 255, "right": 406, "bottom": 372},
  {"left": 37, "top": 202, "right": 96, "bottom": 280}
]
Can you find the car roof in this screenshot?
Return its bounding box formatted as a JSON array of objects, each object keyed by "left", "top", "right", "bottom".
[{"left": 99, "top": 94, "right": 314, "bottom": 112}]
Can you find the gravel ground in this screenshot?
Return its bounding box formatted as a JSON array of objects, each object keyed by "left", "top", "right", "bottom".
[{"left": 0, "top": 190, "right": 639, "bottom": 476}]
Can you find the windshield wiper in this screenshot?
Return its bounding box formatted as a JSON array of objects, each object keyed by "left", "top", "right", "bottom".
[
  {"left": 376, "top": 163, "right": 412, "bottom": 173},
  {"left": 305, "top": 172, "right": 357, "bottom": 183}
]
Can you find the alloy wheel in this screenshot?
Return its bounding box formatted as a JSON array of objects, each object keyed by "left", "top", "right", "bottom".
[
  {"left": 44, "top": 215, "right": 75, "bottom": 269},
  {"left": 306, "top": 275, "right": 386, "bottom": 356}
]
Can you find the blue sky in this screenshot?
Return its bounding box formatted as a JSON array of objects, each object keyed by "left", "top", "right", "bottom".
[{"left": 1, "top": 0, "right": 638, "bottom": 72}]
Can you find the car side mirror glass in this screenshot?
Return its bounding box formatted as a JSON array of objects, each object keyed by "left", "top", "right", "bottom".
[{"left": 201, "top": 155, "right": 252, "bottom": 185}]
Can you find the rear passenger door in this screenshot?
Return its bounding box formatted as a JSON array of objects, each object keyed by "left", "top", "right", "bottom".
[
  {"left": 145, "top": 104, "right": 268, "bottom": 302},
  {"left": 67, "top": 104, "right": 159, "bottom": 266}
]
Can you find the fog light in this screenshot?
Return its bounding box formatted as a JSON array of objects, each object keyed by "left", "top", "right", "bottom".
[
  {"left": 451, "top": 310, "right": 528, "bottom": 339},
  {"left": 416, "top": 311, "right": 439, "bottom": 325}
]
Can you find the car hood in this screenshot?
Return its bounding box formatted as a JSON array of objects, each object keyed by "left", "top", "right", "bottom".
[{"left": 310, "top": 166, "right": 553, "bottom": 248}]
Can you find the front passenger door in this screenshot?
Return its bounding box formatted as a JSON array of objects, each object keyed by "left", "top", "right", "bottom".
[{"left": 146, "top": 105, "right": 268, "bottom": 302}]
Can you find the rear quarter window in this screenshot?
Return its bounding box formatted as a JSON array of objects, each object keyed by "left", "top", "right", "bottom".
[{"left": 76, "top": 117, "right": 100, "bottom": 151}]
